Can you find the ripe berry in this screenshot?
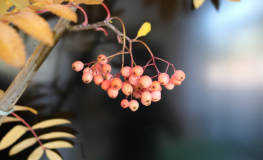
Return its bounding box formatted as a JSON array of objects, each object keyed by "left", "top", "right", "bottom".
[
  {"left": 102, "top": 64, "right": 111, "bottom": 74},
  {"left": 121, "top": 83, "right": 133, "bottom": 96},
  {"left": 131, "top": 66, "right": 144, "bottom": 77},
  {"left": 139, "top": 75, "right": 152, "bottom": 88},
  {"left": 151, "top": 91, "right": 161, "bottom": 102},
  {"left": 111, "top": 77, "right": 122, "bottom": 90},
  {"left": 121, "top": 66, "right": 132, "bottom": 77},
  {"left": 72, "top": 61, "right": 84, "bottom": 72},
  {"left": 82, "top": 72, "right": 93, "bottom": 83},
  {"left": 93, "top": 69, "right": 100, "bottom": 76},
  {"left": 124, "top": 77, "right": 129, "bottom": 82},
  {"left": 141, "top": 99, "right": 151, "bottom": 106},
  {"left": 121, "top": 99, "right": 129, "bottom": 108},
  {"left": 83, "top": 67, "right": 92, "bottom": 73},
  {"left": 141, "top": 91, "right": 152, "bottom": 103},
  {"left": 107, "top": 87, "right": 119, "bottom": 99},
  {"left": 101, "top": 80, "right": 111, "bottom": 91},
  {"left": 97, "top": 54, "right": 108, "bottom": 65},
  {"left": 158, "top": 73, "right": 170, "bottom": 85},
  {"left": 94, "top": 74, "right": 103, "bottom": 85},
  {"left": 129, "top": 100, "right": 139, "bottom": 112},
  {"left": 171, "top": 79, "right": 181, "bottom": 86},
  {"left": 103, "top": 73, "right": 112, "bottom": 80},
  {"left": 134, "top": 85, "right": 143, "bottom": 91},
  {"left": 172, "top": 70, "right": 186, "bottom": 82},
  {"left": 95, "top": 63, "right": 102, "bottom": 70},
  {"left": 129, "top": 75, "right": 139, "bottom": 86},
  {"left": 133, "top": 90, "right": 142, "bottom": 99},
  {"left": 164, "top": 80, "right": 174, "bottom": 90},
  {"left": 150, "top": 81, "right": 161, "bottom": 91}
]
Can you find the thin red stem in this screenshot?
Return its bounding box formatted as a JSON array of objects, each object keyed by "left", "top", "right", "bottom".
[
  {"left": 101, "top": 2, "right": 111, "bottom": 20},
  {"left": 165, "top": 64, "right": 170, "bottom": 73},
  {"left": 154, "top": 57, "right": 176, "bottom": 71},
  {"left": 95, "top": 27, "right": 108, "bottom": 36},
  {"left": 65, "top": 4, "right": 88, "bottom": 26}
]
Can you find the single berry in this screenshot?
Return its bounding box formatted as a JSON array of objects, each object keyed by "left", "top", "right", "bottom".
[
  {"left": 134, "top": 85, "right": 143, "bottom": 91},
  {"left": 158, "top": 73, "right": 170, "bottom": 85},
  {"left": 101, "top": 80, "right": 111, "bottom": 91},
  {"left": 141, "top": 98, "right": 151, "bottom": 106},
  {"left": 102, "top": 64, "right": 111, "bottom": 74},
  {"left": 129, "top": 100, "right": 139, "bottom": 112},
  {"left": 150, "top": 81, "right": 161, "bottom": 91},
  {"left": 151, "top": 90, "right": 161, "bottom": 102},
  {"left": 129, "top": 75, "right": 140, "bottom": 86},
  {"left": 103, "top": 73, "right": 113, "bottom": 80},
  {"left": 82, "top": 72, "right": 93, "bottom": 83},
  {"left": 172, "top": 70, "right": 186, "bottom": 82},
  {"left": 124, "top": 77, "right": 129, "bottom": 82},
  {"left": 107, "top": 87, "right": 119, "bottom": 99},
  {"left": 121, "top": 99, "right": 129, "bottom": 108},
  {"left": 95, "top": 63, "right": 102, "bottom": 70},
  {"left": 121, "top": 66, "right": 132, "bottom": 77},
  {"left": 97, "top": 54, "right": 108, "bottom": 65},
  {"left": 94, "top": 74, "right": 103, "bottom": 85},
  {"left": 132, "top": 90, "right": 142, "bottom": 99},
  {"left": 72, "top": 61, "right": 84, "bottom": 72},
  {"left": 139, "top": 75, "right": 152, "bottom": 88},
  {"left": 83, "top": 67, "right": 93, "bottom": 74},
  {"left": 122, "top": 83, "right": 133, "bottom": 96},
  {"left": 131, "top": 66, "right": 144, "bottom": 77},
  {"left": 111, "top": 77, "right": 122, "bottom": 90},
  {"left": 171, "top": 79, "right": 181, "bottom": 86},
  {"left": 164, "top": 80, "right": 174, "bottom": 90},
  {"left": 141, "top": 91, "right": 152, "bottom": 103}
]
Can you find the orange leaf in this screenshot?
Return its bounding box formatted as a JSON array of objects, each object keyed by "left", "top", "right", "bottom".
[
  {"left": 0, "top": 1, "right": 8, "bottom": 17},
  {"left": 8, "top": 0, "right": 30, "bottom": 10},
  {"left": 0, "top": 22, "right": 26, "bottom": 68},
  {"left": 1, "top": 11, "right": 54, "bottom": 46},
  {"left": 29, "top": 4, "right": 77, "bottom": 22},
  {"left": 53, "top": 0, "right": 64, "bottom": 4},
  {"left": 74, "top": 0, "right": 103, "bottom": 5}
]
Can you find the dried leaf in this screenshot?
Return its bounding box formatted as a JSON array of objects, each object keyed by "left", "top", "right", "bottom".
[
  {"left": 29, "top": 0, "right": 53, "bottom": 5},
  {"left": 14, "top": 105, "right": 38, "bottom": 114},
  {"left": 9, "top": 0, "right": 30, "bottom": 10},
  {"left": 136, "top": 22, "right": 151, "bottom": 38},
  {"left": 45, "top": 149, "right": 62, "bottom": 160},
  {"left": 0, "top": 1, "right": 8, "bottom": 17},
  {"left": 32, "top": 119, "right": 71, "bottom": 130},
  {"left": 39, "top": 132, "right": 75, "bottom": 140},
  {"left": 1, "top": 11, "right": 54, "bottom": 46},
  {"left": 74, "top": 0, "right": 103, "bottom": 5},
  {"left": 2, "top": 117, "right": 20, "bottom": 123},
  {"left": 0, "top": 125, "right": 28, "bottom": 150},
  {"left": 193, "top": 0, "right": 205, "bottom": 9},
  {"left": 0, "top": 22, "right": 26, "bottom": 68},
  {"left": 44, "top": 141, "right": 73, "bottom": 149},
  {"left": 29, "top": 4, "right": 77, "bottom": 22},
  {"left": 28, "top": 146, "right": 44, "bottom": 160},
  {"left": 9, "top": 137, "right": 37, "bottom": 156}
]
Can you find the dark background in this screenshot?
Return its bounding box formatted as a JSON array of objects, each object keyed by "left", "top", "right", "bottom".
[{"left": 1, "top": 0, "right": 263, "bottom": 160}]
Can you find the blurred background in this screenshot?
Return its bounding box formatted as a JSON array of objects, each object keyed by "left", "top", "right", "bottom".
[{"left": 1, "top": 0, "right": 263, "bottom": 160}]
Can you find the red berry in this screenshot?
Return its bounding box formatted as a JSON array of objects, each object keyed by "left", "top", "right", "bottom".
[
  {"left": 102, "top": 64, "right": 111, "bottom": 74},
  {"left": 151, "top": 91, "right": 161, "bottom": 102},
  {"left": 121, "top": 66, "right": 132, "bottom": 77},
  {"left": 172, "top": 70, "right": 185, "bottom": 82},
  {"left": 82, "top": 72, "right": 93, "bottom": 83},
  {"left": 171, "top": 79, "right": 181, "bottom": 86},
  {"left": 95, "top": 63, "right": 102, "bottom": 70},
  {"left": 121, "top": 83, "right": 133, "bottom": 96},
  {"left": 94, "top": 74, "right": 103, "bottom": 85},
  {"left": 129, "top": 100, "right": 139, "bottom": 112},
  {"left": 97, "top": 54, "right": 108, "bottom": 65},
  {"left": 72, "top": 61, "right": 84, "bottom": 72},
  {"left": 103, "top": 73, "right": 113, "bottom": 80},
  {"left": 124, "top": 77, "right": 129, "bottom": 82},
  {"left": 107, "top": 87, "right": 119, "bottom": 99},
  {"left": 139, "top": 75, "right": 152, "bottom": 88},
  {"left": 164, "top": 80, "right": 174, "bottom": 90},
  {"left": 158, "top": 73, "right": 170, "bottom": 85},
  {"left": 131, "top": 66, "right": 144, "bottom": 77},
  {"left": 128, "top": 75, "right": 139, "bottom": 86},
  {"left": 101, "top": 80, "right": 111, "bottom": 91},
  {"left": 111, "top": 77, "right": 122, "bottom": 90},
  {"left": 83, "top": 67, "right": 93, "bottom": 73},
  {"left": 121, "top": 99, "right": 129, "bottom": 108},
  {"left": 132, "top": 90, "right": 142, "bottom": 99},
  {"left": 141, "top": 91, "right": 152, "bottom": 103},
  {"left": 141, "top": 98, "right": 151, "bottom": 106},
  {"left": 150, "top": 81, "right": 161, "bottom": 91}
]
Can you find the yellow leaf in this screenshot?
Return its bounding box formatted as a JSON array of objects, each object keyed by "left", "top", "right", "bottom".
[
  {"left": 44, "top": 141, "right": 73, "bottom": 149},
  {"left": 39, "top": 132, "right": 75, "bottom": 140},
  {"left": 9, "top": 0, "right": 30, "bottom": 10},
  {"left": 32, "top": 119, "right": 71, "bottom": 130},
  {"left": 4, "top": 0, "right": 14, "bottom": 8},
  {"left": 193, "top": 0, "right": 205, "bottom": 9},
  {"left": 2, "top": 117, "right": 20, "bottom": 123},
  {"left": 9, "top": 137, "right": 37, "bottom": 156},
  {"left": 136, "top": 22, "right": 151, "bottom": 39},
  {"left": 53, "top": 0, "right": 64, "bottom": 4},
  {"left": 29, "top": 4, "right": 77, "bottom": 22},
  {"left": 0, "top": 89, "right": 4, "bottom": 98},
  {"left": 29, "top": 0, "right": 53, "bottom": 5},
  {"left": 14, "top": 105, "right": 38, "bottom": 114},
  {"left": 0, "top": 125, "right": 28, "bottom": 150},
  {"left": 74, "top": 0, "right": 103, "bottom": 5},
  {"left": 0, "top": 22, "right": 26, "bottom": 68},
  {"left": 1, "top": 11, "right": 54, "bottom": 46},
  {"left": 28, "top": 146, "right": 44, "bottom": 160},
  {"left": 45, "top": 149, "right": 62, "bottom": 160},
  {"left": 0, "top": 1, "right": 8, "bottom": 17}
]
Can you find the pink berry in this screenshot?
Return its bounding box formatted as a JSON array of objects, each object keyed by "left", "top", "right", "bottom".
[
  {"left": 139, "top": 75, "right": 152, "bottom": 88},
  {"left": 94, "top": 74, "right": 103, "bottom": 85},
  {"left": 95, "top": 63, "right": 102, "bottom": 70},
  {"left": 134, "top": 85, "right": 143, "bottom": 91},
  {"left": 72, "top": 61, "right": 84, "bottom": 72},
  {"left": 133, "top": 90, "right": 142, "bottom": 99},
  {"left": 83, "top": 67, "right": 93, "bottom": 73},
  {"left": 121, "top": 83, "right": 133, "bottom": 96},
  {"left": 141, "top": 91, "right": 152, "bottom": 103},
  {"left": 129, "top": 75, "right": 140, "bottom": 86},
  {"left": 93, "top": 68, "right": 101, "bottom": 77},
  {"left": 171, "top": 79, "right": 181, "bottom": 86},
  {"left": 129, "top": 100, "right": 139, "bottom": 112},
  {"left": 111, "top": 78, "right": 122, "bottom": 90},
  {"left": 124, "top": 77, "right": 129, "bottom": 82},
  {"left": 141, "top": 98, "right": 151, "bottom": 106},
  {"left": 150, "top": 81, "right": 161, "bottom": 91},
  {"left": 103, "top": 73, "right": 113, "bottom": 80},
  {"left": 121, "top": 66, "right": 132, "bottom": 77},
  {"left": 102, "top": 64, "right": 111, "bottom": 74},
  {"left": 97, "top": 54, "right": 108, "bottom": 65},
  {"left": 158, "top": 73, "right": 170, "bottom": 85},
  {"left": 151, "top": 91, "right": 161, "bottom": 102},
  {"left": 107, "top": 87, "right": 119, "bottom": 99},
  {"left": 172, "top": 70, "right": 186, "bottom": 82},
  {"left": 82, "top": 72, "right": 93, "bottom": 83},
  {"left": 121, "top": 99, "right": 129, "bottom": 108},
  {"left": 131, "top": 66, "right": 144, "bottom": 77},
  {"left": 101, "top": 80, "right": 111, "bottom": 91},
  {"left": 164, "top": 80, "right": 174, "bottom": 90}
]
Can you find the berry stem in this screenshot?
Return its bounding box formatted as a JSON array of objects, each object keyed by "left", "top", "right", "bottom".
[
  {"left": 65, "top": 4, "right": 88, "bottom": 26},
  {"left": 101, "top": 2, "right": 111, "bottom": 20},
  {"left": 11, "top": 112, "right": 46, "bottom": 150},
  {"left": 154, "top": 57, "right": 176, "bottom": 72},
  {"left": 165, "top": 63, "right": 170, "bottom": 73}
]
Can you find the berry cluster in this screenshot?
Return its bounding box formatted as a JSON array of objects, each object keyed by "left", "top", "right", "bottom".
[{"left": 72, "top": 54, "right": 185, "bottom": 112}]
